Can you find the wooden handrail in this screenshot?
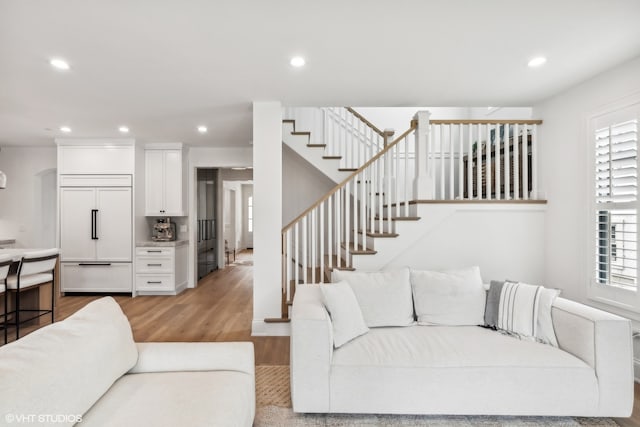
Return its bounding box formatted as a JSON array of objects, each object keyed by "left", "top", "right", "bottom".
[
  {"left": 429, "top": 119, "right": 543, "bottom": 125},
  {"left": 282, "top": 122, "right": 417, "bottom": 233},
  {"left": 346, "top": 107, "right": 389, "bottom": 138}
]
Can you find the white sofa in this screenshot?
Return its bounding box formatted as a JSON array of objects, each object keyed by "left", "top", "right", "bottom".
[
  {"left": 0, "top": 297, "right": 255, "bottom": 427},
  {"left": 291, "top": 284, "right": 634, "bottom": 417}
]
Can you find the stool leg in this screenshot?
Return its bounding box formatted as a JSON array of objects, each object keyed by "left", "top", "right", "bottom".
[
  {"left": 15, "top": 287, "right": 19, "bottom": 341},
  {"left": 51, "top": 278, "right": 55, "bottom": 326},
  {"left": 3, "top": 290, "right": 6, "bottom": 345}
]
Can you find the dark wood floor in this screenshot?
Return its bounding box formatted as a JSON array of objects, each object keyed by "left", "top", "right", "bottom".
[
  {"left": 51, "top": 250, "right": 289, "bottom": 365},
  {"left": 11, "top": 249, "right": 640, "bottom": 425}
]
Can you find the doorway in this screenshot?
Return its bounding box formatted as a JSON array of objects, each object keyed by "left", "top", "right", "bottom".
[{"left": 197, "top": 168, "right": 217, "bottom": 279}]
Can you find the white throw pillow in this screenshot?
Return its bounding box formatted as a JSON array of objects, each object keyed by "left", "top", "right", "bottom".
[
  {"left": 411, "top": 266, "right": 485, "bottom": 326},
  {"left": 332, "top": 267, "right": 414, "bottom": 327},
  {"left": 320, "top": 281, "right": 369, "bottom": 348},
  {"left": 536, "top": 287, "right": 561, "bottom": 346}
]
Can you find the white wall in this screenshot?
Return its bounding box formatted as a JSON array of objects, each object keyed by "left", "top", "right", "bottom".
[
  {"left": 282, "top": 145, "right": 335, "bottom": 226},
  {"left": 385, "top": 205, "right": 546, "bottom": 284},
  {"left": 533, "top": 56, "right": 640, "bottom": 317},
  {"left": 252, "top": 101, "right": 287, "bottom": 335},
  {"left": 0, "top": 146, "right": 57, "bottom": 248}
]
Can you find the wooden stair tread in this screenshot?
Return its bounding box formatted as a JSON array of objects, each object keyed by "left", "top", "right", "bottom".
[
  {"left": 264, "top": 318, "right": 290, "bottom": 323},
  {"left": 339, "top": 168, "right": 358, "bottom": 172},
  {"left": 341, "top": 242, "right": 376, "bottom": 255},
  {"left": 356, "top": 229, "right": 398, "bottom": 238},
  {"left": 323, "top": 155, "right": 342, "bottom": 160},
  {"left": 307, "top": 144, "right": 326, "bottom": 148},
  {"left": 375, "top": 216, "right": 421, "bottom": 221},
  {"left": 291, "top": 131, "right": 311, "bottom": 136}
]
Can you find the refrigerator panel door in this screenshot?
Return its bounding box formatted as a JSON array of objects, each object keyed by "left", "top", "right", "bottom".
[
  {"left": 60, "top": 187, "right": 96, "bottom": 261},
  {"left": 96, "top": 187, "right": 132, "bottom": 262}
]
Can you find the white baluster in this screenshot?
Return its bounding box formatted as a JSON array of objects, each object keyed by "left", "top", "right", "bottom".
[
  {"left": 302, "top": 216, "right": 307, "bottom": 283},
  {"left": 458, "top": 124, "right": 463, "bottom": 199},
  {"left": 467, "top": 124, "right": 472, "bottom": 200},
  {"left": 504, "top": 124, "right": 510, "bottom": 199},
  {"left": 404, "top": 135, "right": 409, "bottom": 216},
  {"left": 447, "top": 124, "right": 452, "bottom": 199},
  {"left": 345, "top": 181, "right": 351, "bottom": 266},
  {"left": 532, "top": 124, "right": 538, "bottom": 199},
  {"left": 513, "top": 123, "right": 520, "bottom": 199},
  {"left": 336, "top": 187, "right": 342, "bottom": 268},
  {"left": 495, "top": 124, "right": 501, "bottom": 200},
  {"left": 440, "top": 125, "right": 445, "bottom": 200},
  {"left": 294, "top": 222, "right": 299, "bottom": 286},
  {"left": 522, "top": 124, "right": 529, "bottom": 200},
  {"left": 486, "top": 124, "right": 492, "bottom": 200},
  {"left": 320, "top": 202, "right": 324, "bottom": 283},
  {"left": 476, "top": 124, "right": 482, "bottom": 200},
  {"left": 360, "top": 171, "right": 366, "bottom": 249},
  {"left": 328, "top": 195, "right": 333, "bottom": 274}
]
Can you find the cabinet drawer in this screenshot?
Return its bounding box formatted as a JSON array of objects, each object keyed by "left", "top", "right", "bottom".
[
  {"left": 136, "top": 274, "right": 174, "bottom": 291},
  {"left": 136, "top": 247, "right": 175, "bottom": 257},
  {"left": 136, "top": 256, "right": 173, "bottom": 273},
  {"left": 61, "top": 263, "right": 132, "bottom": 292}
]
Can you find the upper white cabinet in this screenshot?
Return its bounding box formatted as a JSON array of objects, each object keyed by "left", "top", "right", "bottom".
[
  {"left": 145, "top": 144, "right": 187, "bottom": 216},
  {"left": 56, "top": 139, "right": 135, "bottom": 174}
]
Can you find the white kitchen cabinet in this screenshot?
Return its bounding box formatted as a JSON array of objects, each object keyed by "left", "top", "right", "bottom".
[
  {"left": 135, "top": 244, "right": 188, "bottom": 295},
  {"left": 145, "top": 145, "right": 186, "bottom": 216}
]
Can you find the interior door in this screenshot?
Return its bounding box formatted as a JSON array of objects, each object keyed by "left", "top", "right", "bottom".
[
  {"left": 60, "top": 187, "right": 96, "bottom": 261},
  {"left": 96, "top": 187, "right": 132, "bottom": 262}
]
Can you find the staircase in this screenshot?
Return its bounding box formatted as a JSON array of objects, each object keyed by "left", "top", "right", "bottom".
[{"left": 266, "top": 108, "right": 544, "bottom": 323}]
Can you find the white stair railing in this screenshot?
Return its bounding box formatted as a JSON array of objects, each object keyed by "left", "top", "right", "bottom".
[
  {"left": 279, "top": 122, "right": 418, "bottom": 317},
  {"left": 283, "top": 107, "right": 391, "bottom": 170},
  {"left": 424, "top": 120, "right": 543, "bottom": 201}
]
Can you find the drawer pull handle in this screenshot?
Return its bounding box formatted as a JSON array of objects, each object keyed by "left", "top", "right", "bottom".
[
  {"left": 78, "top": 263, "right": 112, "bottom": 266},
  {"left": 147, "top": 263, "right": 162, "bottom": 267},
  {"left": 146, "top": 250, "right": 162, "bottom": 253},
  {"left": 147, "top": 281, "right": 162, "bottom": 284}
]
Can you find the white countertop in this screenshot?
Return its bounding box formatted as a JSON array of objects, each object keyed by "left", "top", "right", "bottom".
[{"left": 136, "top": 240, "right": 189, "bottom": 248}]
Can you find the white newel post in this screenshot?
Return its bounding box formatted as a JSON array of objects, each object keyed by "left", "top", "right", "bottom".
[{"left": 413, "top": 110, "right": 433, "bottom": 200}]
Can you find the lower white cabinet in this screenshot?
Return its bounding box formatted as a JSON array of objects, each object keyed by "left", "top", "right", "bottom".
[
  {"left": 135, "top": 245, "right": 187, "bottom": 295},
  {"left": 61, "top": 263, "right": 132, "bottom": 293}
]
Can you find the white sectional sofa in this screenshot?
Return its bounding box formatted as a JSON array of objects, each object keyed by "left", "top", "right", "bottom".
[
  {"left": 0, "top": 297, "right": 255, "bottom": 427},
  {"left": 291, "top": 283, "right": 634, "bottom": 417}
]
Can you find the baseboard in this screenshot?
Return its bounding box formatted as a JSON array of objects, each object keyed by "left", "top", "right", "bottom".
[{"left": 251, "top": 319, "right": 291, "bottom": 336}]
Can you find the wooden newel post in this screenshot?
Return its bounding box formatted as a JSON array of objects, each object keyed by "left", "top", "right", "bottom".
[{"left": 413, "top": 110, "right": 433, "bottom": 200}]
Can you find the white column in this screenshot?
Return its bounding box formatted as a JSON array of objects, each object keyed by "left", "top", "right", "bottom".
[
  {"left": 413, "top": 110, "right": 433, "bottom": 199},
  {"left": 252, "top": 101, "right": 287, "bottom": 335}
]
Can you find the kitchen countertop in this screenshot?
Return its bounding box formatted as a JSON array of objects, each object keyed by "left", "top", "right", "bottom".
[
  {"left": 0, "top": 239, "right": 16, "bottom": 246},
  {"left": 137, "top": 240, "right": 189, "bottom": 248}
]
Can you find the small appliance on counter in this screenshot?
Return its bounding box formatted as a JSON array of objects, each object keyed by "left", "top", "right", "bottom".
[{"left": 152, "top": 218, "right": 176, "bottom": 241}]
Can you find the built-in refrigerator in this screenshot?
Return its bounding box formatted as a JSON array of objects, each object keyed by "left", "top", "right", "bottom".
[
  {"left": 197, "top": 169, "right": 217, "bottom": 279},
  {"left": 59, "top": 175, "right": 133, "bottom": 293}
]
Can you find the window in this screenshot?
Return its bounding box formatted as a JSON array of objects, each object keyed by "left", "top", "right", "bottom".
[
  {"left": 247, "top": 196, "right": 253, "bottom": 233},
  {"left": 590, "top": 101, "right": 640, "bottom": 310}
]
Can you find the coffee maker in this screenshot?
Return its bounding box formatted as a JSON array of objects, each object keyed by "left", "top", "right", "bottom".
[{"left": 152, "top": 218, "right": 176, "bottom": 241}]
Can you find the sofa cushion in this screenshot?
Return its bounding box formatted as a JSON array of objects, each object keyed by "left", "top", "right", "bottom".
[
  {"left": 320, "top": 281, "right": 369, "bottom": 348},
  {"left": 411, "top": 266, "right": 485, "bottom": 325},
  {"left": 330, "top": 325, "right": 598, "bottom": 415},
  {"left": 0, "top": 297, "right": 138, "bottom": 426},
  {"left": 81, "top": 371, "right": 255, "bottom": 427},
  {"left": 332, "top": 267, "right": 413, "bottom": 327}
]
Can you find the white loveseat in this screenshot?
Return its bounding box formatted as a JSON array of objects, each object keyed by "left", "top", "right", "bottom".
[
  {"left": 0, "top": 297, "right": 255, "bottom": 427},
  {"left": 291, "top": 283, "right": 634, "bottom": 417}
]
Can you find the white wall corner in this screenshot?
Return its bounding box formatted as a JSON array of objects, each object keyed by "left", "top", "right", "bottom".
[
  {"left": 252, "top": 101, "right": 284, "bottom": 324},
  {"left": 251, "top": 319, "right": 291, "bottom": 337}
]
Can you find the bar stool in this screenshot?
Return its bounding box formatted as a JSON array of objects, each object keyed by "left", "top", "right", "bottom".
[
  {"left": 0, "top": 254, "right": 13, "bottom": 345},
  {"left": 5, "top": 248, "right": 59, "bottom": 340}
]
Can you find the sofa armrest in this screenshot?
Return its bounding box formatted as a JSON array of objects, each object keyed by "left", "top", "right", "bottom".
[
  {"left": 551, "top": 297, "right": 633, "bottom": 416},
  {"left": 290, "top": 284, "right": 333, "bottom": 413},
  {"left": 128, "top": 342, "right": 255, "bottom": 376}
]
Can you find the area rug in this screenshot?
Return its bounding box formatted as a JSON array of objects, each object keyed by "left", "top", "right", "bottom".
[{"left": 254, "top": 366, "right": 619, "bottom": 427}]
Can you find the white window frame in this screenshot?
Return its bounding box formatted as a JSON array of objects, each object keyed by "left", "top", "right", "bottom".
[{"left": 587, "top": 95, "right": 640, "bottom": 313}]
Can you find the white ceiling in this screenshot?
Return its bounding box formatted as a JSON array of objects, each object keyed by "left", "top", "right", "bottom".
[{"left": 1, "top": 0, "right": 639, "bottom": 147}]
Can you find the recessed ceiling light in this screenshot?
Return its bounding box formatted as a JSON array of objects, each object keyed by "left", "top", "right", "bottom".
[
  {"left": 118, "top": 126, "right": 129, "bottom": 133},
  {"left": 50, "top": 58, "right": 70, "bottom": 70},
  {"left": 290, "top": 56, "right": 306, "bottom": 67},
  {"left": 197, "top": 126, "right": 208, "bottom": 134},
  {"left": 59, "top": 126, "right": 72, "bottom": 133},
  {"left": 527, "top": 56, "right": 547, "bottom": 68}
]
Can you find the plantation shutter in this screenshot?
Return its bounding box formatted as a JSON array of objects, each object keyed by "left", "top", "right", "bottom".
[{"left": 594, "top": 111, "right": 639, "bottom": 289}]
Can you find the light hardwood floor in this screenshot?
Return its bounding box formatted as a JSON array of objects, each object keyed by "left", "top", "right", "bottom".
[
  {"left": 51, "top": 250, "right": 288, "bottom": 365},
  {"left": 14, "top": 250, "right": 640, "bottom": 425}
]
